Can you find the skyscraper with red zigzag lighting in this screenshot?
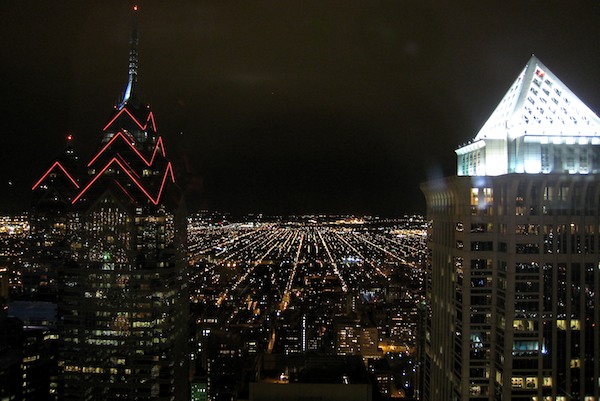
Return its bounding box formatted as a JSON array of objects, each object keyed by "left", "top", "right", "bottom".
[{"left": 31, "top": 6, "right": 188, "bottom": 400}]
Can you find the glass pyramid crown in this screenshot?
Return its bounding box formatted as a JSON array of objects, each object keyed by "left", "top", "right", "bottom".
[{"left": 456, "top": 56, "right": 600, "bottom": 176}]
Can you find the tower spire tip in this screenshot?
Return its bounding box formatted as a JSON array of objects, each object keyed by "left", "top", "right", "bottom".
[{"left": 119, "top": 4, "right": 139, "bottom": 109}]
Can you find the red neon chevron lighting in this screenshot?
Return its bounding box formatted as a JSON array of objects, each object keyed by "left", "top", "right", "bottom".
[
  {"left": 32, "top": 161, "right": 80, "bottom": 190},
  {"left": 156, "top": 162, "right": 175, "bottom": 202},
  {"left": 147, "top": 112, "right": 156, "bottom": 131},
  {"left": 156, "top": 136, "right": 166, "bottom": 157},
  {"left": 103, "top": 108, "right": 156, "bottom": 132},
  {"left": 71, "top": 157, "right": 175, "bottom": 205},
  {"left": 35, "top": 106, "right": 173, "bottom": 207},
  {"left": 88, "top": 132, "right": 167, "bottom": 168}
]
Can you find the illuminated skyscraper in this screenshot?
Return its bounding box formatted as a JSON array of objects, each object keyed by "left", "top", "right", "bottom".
[
  {"left": 32, "top": 6, "right": 188, "bottom": 400},
  {"left": 421, "top": 56, "right": 600, "bottom": 401}
]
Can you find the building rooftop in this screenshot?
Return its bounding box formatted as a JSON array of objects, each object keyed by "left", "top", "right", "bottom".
[
  {"left": 7, "top": 301, "right": 57, "bottom": 329},
  {"left": 456, "top": 56, "right": 600, "bottom": 176},
  {"left": 473, "top": 55, "right": 600, "bottom": 141},
  {"left": 257, "top": 353, "right": 370, "bottom": 385}
]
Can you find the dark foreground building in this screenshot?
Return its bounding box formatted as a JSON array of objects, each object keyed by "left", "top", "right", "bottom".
[
  {"left": 421, "top": 56, "right": 600, "bottom": 400},
  {"left": 32, "top": 7, "right": 188, "bottom": 400},
  {"left": 248, "top": 353, "right": 373, "bottom": 401}
]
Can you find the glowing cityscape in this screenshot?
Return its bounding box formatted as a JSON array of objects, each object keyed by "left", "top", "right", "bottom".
[
  {"left": 2, "top": 3, "right": 600, "bottom": 401},
  {"left": 1, "top": 213, "right": 428, "bottom": 400}
]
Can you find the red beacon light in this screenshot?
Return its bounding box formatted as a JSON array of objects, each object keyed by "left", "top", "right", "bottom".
[
  {"left": 67, "top": 134, "right": 73, "bottom": 141},
  {"left": 133, "top": 5, "right": 138, "bottom": 11}
]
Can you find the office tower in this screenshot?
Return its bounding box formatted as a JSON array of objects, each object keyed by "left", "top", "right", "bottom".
[
  {"left": 32, "top": 6, "right": 188, "bottom": 400},
  {"left": 421, "top": 56, "right": 600, "bottom": 401}
]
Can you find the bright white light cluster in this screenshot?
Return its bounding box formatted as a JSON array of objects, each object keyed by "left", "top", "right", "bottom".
[{"left": 457, "top": 56, "right": 600, "bottom": 176}]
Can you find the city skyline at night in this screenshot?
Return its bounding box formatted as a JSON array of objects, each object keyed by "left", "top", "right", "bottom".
[
  {"left": 7, "top": 8, "right": 429, "bottom": 399},
  {"left": 4, "top": 2, "right": 600, "bottom": 400}
]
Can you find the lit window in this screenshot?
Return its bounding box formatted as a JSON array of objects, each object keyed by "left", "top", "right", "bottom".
[
  {"left": 469, "top": 385, "right": 481, "bottom": 396},
  {"left": 526, "top": 377, "right": 538, "bottom": 389},
  {"left": 471, "top": 188, "right": 479, "bottom": 207},
  {"left": 513, "top": 320, "right": 534, "bottom": 331},
  {"left": 511, "top": 377, "right": 523, "bottom": 388}
]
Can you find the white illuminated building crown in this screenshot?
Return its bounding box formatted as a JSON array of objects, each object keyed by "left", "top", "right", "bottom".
[{"left": 456, "top": 55, "right": 600, "bottom": 176}]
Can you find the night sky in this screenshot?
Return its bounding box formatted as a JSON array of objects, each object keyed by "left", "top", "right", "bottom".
[{"left": 2, "top": 1, "right": 600, "bottom": 216}]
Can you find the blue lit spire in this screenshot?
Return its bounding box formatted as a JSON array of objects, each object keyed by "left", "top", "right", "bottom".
[{"left": 119, "top": 5, "right": 139, "bottom": 109}]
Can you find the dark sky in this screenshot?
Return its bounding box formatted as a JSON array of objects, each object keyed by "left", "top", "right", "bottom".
[{"left": 2, "top": 1, "right": 600, "bottom": 216}]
